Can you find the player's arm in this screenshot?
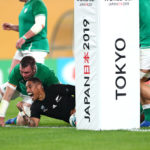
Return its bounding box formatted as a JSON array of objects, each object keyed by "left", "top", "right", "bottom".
[
  {"left": 16, "top": 102, "right": 40, "bottom": 127},
  {"left": 22, "top": 115, "right": 40, "bottom": 127},
  {"left": 0, "top": 84, "right": 16, "bottom": 126},
  {"left": 16, "top": 15, "right": 46, "bottom": 49},
  {"left": 2, "top": 23, "right": 19, "bottom": 31}
]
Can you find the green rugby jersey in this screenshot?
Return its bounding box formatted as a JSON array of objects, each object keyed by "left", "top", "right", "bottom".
[
  {"left": 140, "top": 0, "right": 150, "bottom": 48},
  {"left": 8, "top": 63, "right": 59, "bottom": 95},
  {"left": 18, "top": 0, "right": 49, "bottom": 52}
]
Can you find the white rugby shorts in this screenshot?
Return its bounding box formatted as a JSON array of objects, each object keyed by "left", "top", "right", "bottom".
[
  {"left": 140, "top": 48, "right": 150, "bottom": 70},
  {"left": 13, "top": 50, "right": 47, "bottom": 64}
]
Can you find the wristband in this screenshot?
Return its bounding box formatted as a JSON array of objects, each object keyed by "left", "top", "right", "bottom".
[
  {"left": 22, "top": 35, "right": 27, "bottom": 41},
  {"left": 0, "top": 99, "right": 9, "bottom": 117}
]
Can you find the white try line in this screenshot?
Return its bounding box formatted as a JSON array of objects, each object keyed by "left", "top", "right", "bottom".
[
  {"left": 4, "top": 125, "right": 150, "bottom": 131},
  {"left": 128, "top": 128, "right": 150, "bottom": 132},
  {"left": 5, "top": 125, "right": 73, "bottom": 128}
]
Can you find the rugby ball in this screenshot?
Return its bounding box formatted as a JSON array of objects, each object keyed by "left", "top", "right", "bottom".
[{"left": 69, "top": 113, "right": 76, "bottom": 127}]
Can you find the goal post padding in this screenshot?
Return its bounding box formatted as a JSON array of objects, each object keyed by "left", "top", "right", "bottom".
[{"left": 74, "top": 0, "right": 140, "bottom": 130}]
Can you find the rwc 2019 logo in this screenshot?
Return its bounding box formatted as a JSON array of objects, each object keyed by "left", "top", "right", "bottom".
[
  {"left": 76, "top": 0, "right": 95, "bottom": 7},
  {"left": 105, "top": 0, "right": 133, "bottom": 6}
]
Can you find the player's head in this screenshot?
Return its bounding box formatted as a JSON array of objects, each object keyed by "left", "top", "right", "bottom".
[
  {"left": 26, "top": 77, "right": 45, "bottom": 101},
  {"left": 20, "top": 56, "right": 36, "bottom": 81}
]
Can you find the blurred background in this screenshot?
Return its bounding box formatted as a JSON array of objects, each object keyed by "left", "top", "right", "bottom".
[{"left": 0, "top": 0, "right": 74, "bottom": 85}]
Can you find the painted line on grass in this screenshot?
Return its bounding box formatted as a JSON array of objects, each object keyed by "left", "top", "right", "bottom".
[
  {"left": 4, "top": 125, "right": 150, "bottom": 131},
  {"left": 5, "top": 125, "right": 73, "bottom": 128},
  {"left": 129, "top": 128, "right": 150, "bottom": 132}
]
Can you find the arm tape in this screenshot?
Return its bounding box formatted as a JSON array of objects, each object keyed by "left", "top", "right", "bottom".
[
  {"left": 30, "top": 15, "right": 46, "bottom": 35},
  {"left": 0, "top": 99, "right": 9, "bottom": 117},
  {"left": 7, "top": 83, "right": 17, "bottom": 90}
]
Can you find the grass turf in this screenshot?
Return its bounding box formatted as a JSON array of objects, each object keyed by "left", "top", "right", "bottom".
[{"left": 0, "top": 98, "right": 150, "bottom": 150}]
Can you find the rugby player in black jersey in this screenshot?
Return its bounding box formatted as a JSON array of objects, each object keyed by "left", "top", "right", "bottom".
[{"left": 16, "top": 77, "right": 76, "bottom": 127}]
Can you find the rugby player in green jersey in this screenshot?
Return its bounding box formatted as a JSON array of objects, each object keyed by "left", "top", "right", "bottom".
[
  {"left": 2, "top": 0, "right": 49, "bottom": 70},
  {"left": 140, "top": 0, "right": 150, "bottom": 127},
  {"left": 0, "top": 0, "right": 49, "bottom": 100},
  {"left": 0, "top": 56, "right": 59, "bottom": 126}
]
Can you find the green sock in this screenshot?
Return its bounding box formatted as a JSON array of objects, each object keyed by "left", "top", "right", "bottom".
[
  {"left": 143, "top": 109, "right": 150, "bottom": 121},
  {"left": 14, "top": 117, "right": 17, "bottom": 124},
  {"left": 140, "top": 104, "right": 143, "bottom": 115}
]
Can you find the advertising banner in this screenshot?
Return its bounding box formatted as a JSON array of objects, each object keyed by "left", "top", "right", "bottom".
[{"left": 74, "top": 0, "right": 140, "bottom": 130}]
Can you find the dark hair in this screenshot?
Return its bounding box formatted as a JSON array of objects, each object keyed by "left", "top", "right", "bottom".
[
  {"left": 28, "top": 77, "right": 42, "bottom": 84},
  {"left": 20, "top": 56, "right": 36, "bottom": 70}
]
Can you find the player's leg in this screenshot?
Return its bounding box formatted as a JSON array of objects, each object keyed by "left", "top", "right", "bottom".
[
  {"left": 9, "top": 59, "right": 20, "bottom": 73},
  {"left": 140, "top": 79, "right": 150, "bottom": 127},
  {"left": 140, "top": 48, "right": 150, "bottom": 127},
  {"left": 9, "top": 50, "right": 24, "bottom": 73}
]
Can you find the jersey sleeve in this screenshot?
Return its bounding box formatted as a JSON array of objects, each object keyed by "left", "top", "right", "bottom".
[
  {"left": 8, "top": 65, "right": 20, "bottom": 86},
  {"left": 30, "top": 103, "right": 41, "bottom": 119},
  {"left": 32, "top": 0, "right": 47, "bottom": 16}
]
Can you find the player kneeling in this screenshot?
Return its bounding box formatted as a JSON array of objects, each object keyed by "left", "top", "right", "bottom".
[{"left": 16, "top": 77, "right": 76, "bottom": 127}]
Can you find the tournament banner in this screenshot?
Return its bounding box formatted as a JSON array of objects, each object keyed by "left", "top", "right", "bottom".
[{"left": 74, "top": 0, "right": 140, "bottom": 130}]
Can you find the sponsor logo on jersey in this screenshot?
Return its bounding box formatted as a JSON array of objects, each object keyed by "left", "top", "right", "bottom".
[
  {"left": 41, "top": 105, "right": 48, "bottom": 112},
  {"left": 55, "top": 95, "right": 62, "bottom": 103},
  {"left": 52, "top": 104, "right": 57, "bottom": 109},
  {"left": 24, "top": 8, "right": 28, "bottom": 13}
]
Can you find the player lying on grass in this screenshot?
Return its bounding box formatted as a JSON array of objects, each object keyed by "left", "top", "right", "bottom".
[
  {"left": 0, "top": 56, "right": 59, "bottom": 127},
  {"left": 16, "top": 77, "right": 76, "bottom": 127}
]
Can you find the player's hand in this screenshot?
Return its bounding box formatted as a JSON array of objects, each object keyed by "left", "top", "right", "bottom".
[
  {"left": 0, "top": 117, "right": 5, "bottom": 127},
  {"left": 16, "top": 102, "right": 23, "bottom": 112},
  {"left": 16, "top": 38, "right": 26, "bottom": 49},
  {"left": 2, "top": 23, "right": 12, "bottom": 30}
]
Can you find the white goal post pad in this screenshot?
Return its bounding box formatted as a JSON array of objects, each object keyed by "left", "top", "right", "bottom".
[{"left": 74, "top": 0, "right": 140, "bottom": 130}]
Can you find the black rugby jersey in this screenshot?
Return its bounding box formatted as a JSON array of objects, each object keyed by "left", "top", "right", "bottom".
[{"left": 30, "top": 84, "right": 75, "bottom": 122}]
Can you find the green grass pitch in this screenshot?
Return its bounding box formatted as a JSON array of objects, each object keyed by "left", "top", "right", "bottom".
[{"left": 0, "top": 98, "right": 150, "bottom": 150}]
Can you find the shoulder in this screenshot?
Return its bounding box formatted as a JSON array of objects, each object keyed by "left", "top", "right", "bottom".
[
  {"left": 32, "top": 0, "right": 47, "bottom": 9},
  {"left": 31, "top": 101, "right": 41, "bottom": 110},
  {"left": 36, "top": 63, "right": 56, "bottom": 74},
  {"left": 9, "top": 64, "right": 20, "bottom": 77},
  {"left": 36, "top": 63, "right": 50, "bottom": 72},
  {"left": 36, "top": 63, "right": 59, "bottom": 85},
  {"left": 13, "top": 64, "right": 20, "bottom": 71}
]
